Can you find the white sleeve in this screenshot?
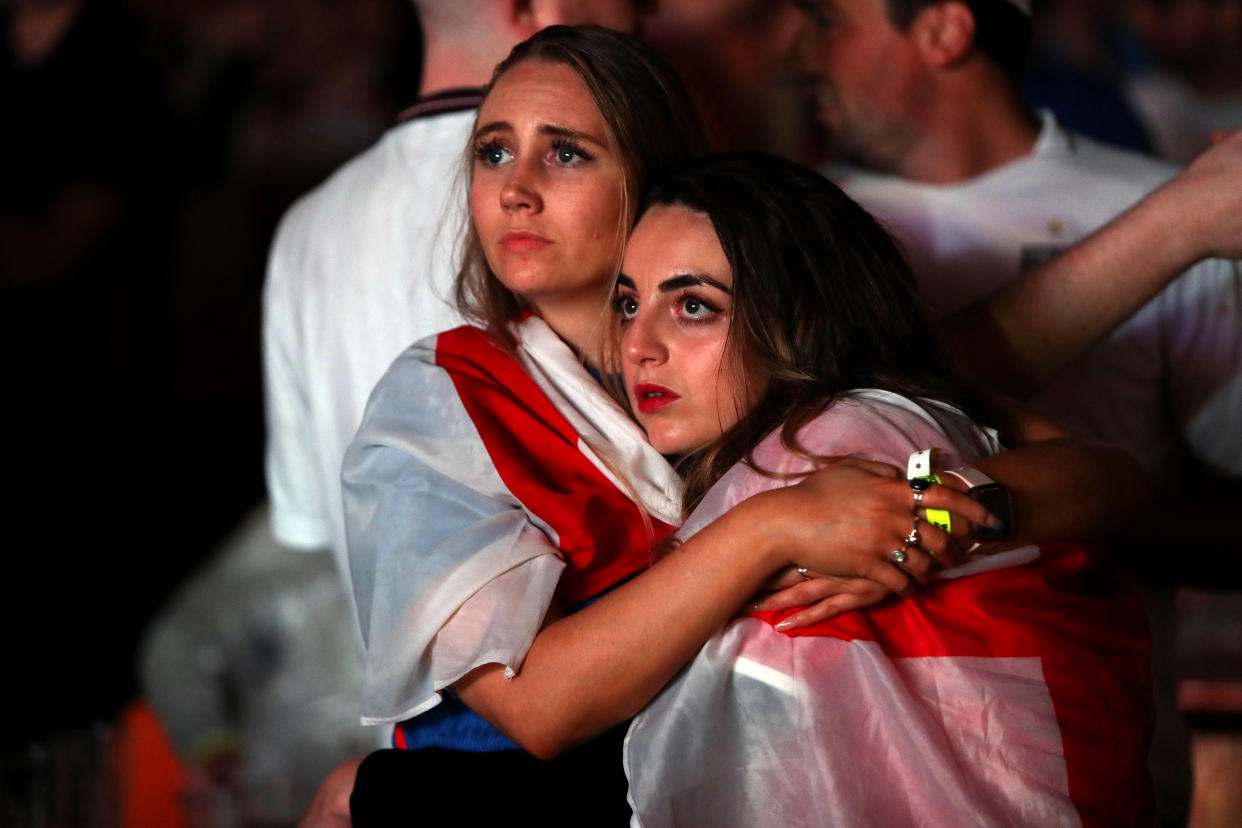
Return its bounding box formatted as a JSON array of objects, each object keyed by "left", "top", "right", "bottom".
[
  {"left": 1164, "top": 258, "right": 1242, "bottom": 477},
  {"left": 679, "top": 392, "right": 987, "bottom": 542},
  {"left": 342, "top": 344, "right": 565, "bottom": 724},
  {"left": 262, "top": 211, "right": 332, "bottom": 549}
]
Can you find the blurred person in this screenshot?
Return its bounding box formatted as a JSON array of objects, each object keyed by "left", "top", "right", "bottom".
[
  {"left": 801, "top": 0, "right": 1240, "bottom": 509},
  {"left": 262, "top": 0, "right": 650, "bottom": 629},
  {"left": 793, "top": 0, "right": 1242, "bottom": 822},
  {"left": 1020, "top": 0, "right": 1155, "bottom": 153},
  {"left": 641, "top": 0, "right": 815, "bottom": 160},
  {"left": 1124, "top": 0, "right": 1242, "bottom": 163},
  {"left": 140, "top": 507, "right": 375, "bottom": 826}
]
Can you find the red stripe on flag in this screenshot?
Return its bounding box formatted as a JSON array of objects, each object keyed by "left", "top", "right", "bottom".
[
  {"left": 435, "top": 326, "right": 672, "bottom": 606},
  {"left": 755, "top": 542, "right": 1154, "bottom": 826}
]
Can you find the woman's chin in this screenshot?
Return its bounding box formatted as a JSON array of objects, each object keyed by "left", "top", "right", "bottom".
[{"left": 647, "top": 431, "right": 710, "bottom": 459}]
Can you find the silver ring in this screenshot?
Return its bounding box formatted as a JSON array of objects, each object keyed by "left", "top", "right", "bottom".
[
  {"left": 905, "top": 517, "right": 921, "bottom": 546},
  {"left": 912, "top": 489, "right": 924, "bottom": 508},
  {"left": 891, "top": 547, "right": 908, "bottom": 564},
  {"left": 797, "top": 566, "right": 811, "bottom": 580}
]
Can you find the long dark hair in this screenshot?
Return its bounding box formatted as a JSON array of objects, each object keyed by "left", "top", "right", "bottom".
[
  {"left": 454, "top": 25, "right": 707, "bottom": 345},
  {"left": 641, "top": 153, "right": 990, "bottom": 514}
]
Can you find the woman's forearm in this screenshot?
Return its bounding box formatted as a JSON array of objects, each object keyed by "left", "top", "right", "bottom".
[
  {"left": 454, "top": 460, "right": 991, "bottom": 758},
  {"left": 454, "top": 492, "right": 785, "bottom": 758}
]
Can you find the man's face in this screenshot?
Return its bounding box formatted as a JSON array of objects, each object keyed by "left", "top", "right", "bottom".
[{"left": 792, "top": 0, "right": 930, "bottom": 171}]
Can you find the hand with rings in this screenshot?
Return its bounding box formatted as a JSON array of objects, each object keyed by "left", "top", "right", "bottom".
[
  {"left": 747, "top": 457, "right": 1000, "bottom": 629},
  {"left": 909, "top": 475, "right": 931, "bottom": 509},
  {"left": 905, "top": 516, "right": 922, "bottom": 547}
]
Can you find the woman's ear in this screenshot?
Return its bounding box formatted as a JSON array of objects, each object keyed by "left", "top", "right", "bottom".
[{"left": 910, "top": 1, "right": 976, "bottom": 70}]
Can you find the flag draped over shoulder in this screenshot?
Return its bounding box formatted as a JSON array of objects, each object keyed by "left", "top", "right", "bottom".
[
  {"left": 344, "top": 317, "right": 680, "bottom": 726},
  {"left": 624, "top": 391, "right": 1152, "bottom": 828}
]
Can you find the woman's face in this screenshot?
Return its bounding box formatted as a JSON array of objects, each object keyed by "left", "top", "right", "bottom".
[
  {"left": 617, "top": 205, "right": 764, "bottom": 455},
  {"left": 470, "top": 59, "right": 631, "bottom": 329}
]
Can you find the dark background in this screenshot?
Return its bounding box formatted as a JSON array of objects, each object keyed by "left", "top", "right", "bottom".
[{"left": 2, "top": 0, "right": 422, "bottom": 748}]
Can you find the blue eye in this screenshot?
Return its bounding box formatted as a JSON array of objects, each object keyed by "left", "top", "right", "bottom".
[
  {"left": 475, "top": 142, "right": 511, "bottom": 166},
  {"left": 551, "top": 140, "right": 594, "bottom": 166}
]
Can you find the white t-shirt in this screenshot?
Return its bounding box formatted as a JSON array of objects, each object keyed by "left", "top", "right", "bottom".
[
  {"left": 262, "top": 100, "right": 478, "bottom": 615},
  {"left": 831, "top": 112, "right": 1242, "bottom": 479}
]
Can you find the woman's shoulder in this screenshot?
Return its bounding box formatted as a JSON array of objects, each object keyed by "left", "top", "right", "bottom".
[
  {"left": 370, "top": 324, "right": 518, "bottom": 400},
  {"left": 349, "top": 325, "right": 520, "bottom": 450},
  {"left": 752, "top": 390, "right": 995, "bottom": 474},
  {"left": 386, "top": 324, "right": 512, "bottom": 374}
]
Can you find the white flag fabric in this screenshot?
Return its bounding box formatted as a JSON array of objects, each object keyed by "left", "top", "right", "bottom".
[
  {"left": 344, "top": 317, "right": 681, "bottom": 728},
  {"left": 625, "top": 391, "right": 1152, "bottom": 827}
]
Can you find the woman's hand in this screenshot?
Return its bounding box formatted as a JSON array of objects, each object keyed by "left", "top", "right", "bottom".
[
  {"left": 747, "top": 457, "right": 1000, "bottom": 630},
  {"left": 751, "top": 457, "right": 998, "bottom": 597},
  {"left": 751, "top": 572, "right": 894, "bottom": 629}
]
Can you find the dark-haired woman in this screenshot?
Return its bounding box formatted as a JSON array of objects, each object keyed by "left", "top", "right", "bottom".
[{"left": 615, "top": 153, "right": 1153, "bottom": 827}]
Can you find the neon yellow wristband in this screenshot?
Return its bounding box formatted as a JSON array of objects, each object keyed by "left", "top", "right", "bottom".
[{"left": 907, "top": 448, "right": 951, "bottom": 533}]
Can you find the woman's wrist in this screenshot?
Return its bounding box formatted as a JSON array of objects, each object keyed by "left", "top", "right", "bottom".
[{"left": 718, "top": 488, "right": 796, "bottom": 574}]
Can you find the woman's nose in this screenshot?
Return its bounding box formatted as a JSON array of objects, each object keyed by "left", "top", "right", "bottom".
[
  {"left": 500, "top": 161, "right": 542, "bottom": 213},
  {"left": 623, "top": 311, "right": 668, "bottom": 366}
]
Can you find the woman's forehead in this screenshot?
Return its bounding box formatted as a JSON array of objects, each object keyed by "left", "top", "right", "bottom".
[
  {"left": 479, "top": 59, "right": 607, "bottom": 137},
  {"left": 624, "top": 206, "right": 730, "bottom": 286}
]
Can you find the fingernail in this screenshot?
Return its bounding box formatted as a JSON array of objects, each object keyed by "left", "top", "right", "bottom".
[
  {"left": 774, "top": 619, "right": 794, "bottom": 631},
  {"left": 985, "top": 513, "right": 1004, "bottom": 528}
]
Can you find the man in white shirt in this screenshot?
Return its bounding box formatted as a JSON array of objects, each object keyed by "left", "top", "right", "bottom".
[{"left": 800, "top": 0, "right": 1240, "bottom": 481}]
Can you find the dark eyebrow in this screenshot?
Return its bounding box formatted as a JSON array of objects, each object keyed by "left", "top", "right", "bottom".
[
  {"left": 616, "top": 275, "right": 636, "bottom": 290},
  {"left": 659, "top": 274, "right": 732, "bottom": 294}
]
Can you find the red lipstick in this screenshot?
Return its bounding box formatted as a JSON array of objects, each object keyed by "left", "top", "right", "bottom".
[
  {"left": 634, "top": 383, "right": 679, "bottom": 414},
  {"left": 500, "top": 231, "right": 552, "bottom": 252}
]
